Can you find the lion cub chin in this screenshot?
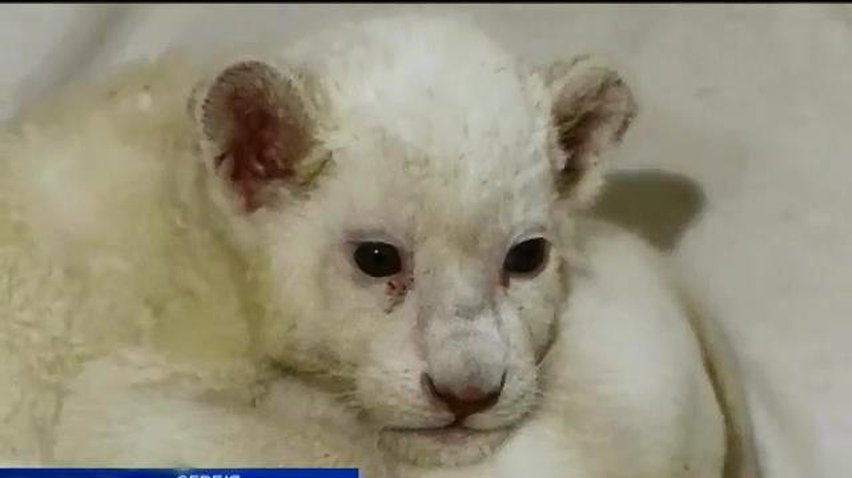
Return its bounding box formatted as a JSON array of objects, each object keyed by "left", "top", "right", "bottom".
[{"left": 0, "top": 12, "right": 757, "bottom": 478}]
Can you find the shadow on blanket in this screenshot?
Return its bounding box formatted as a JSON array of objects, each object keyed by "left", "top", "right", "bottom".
[{"left": 592, "top": 169, "right": 706, "bottom": 252}]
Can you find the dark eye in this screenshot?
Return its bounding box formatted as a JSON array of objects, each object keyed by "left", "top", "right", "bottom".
[
  {"left": 353, "top": 242, "right": 403, "bottom": 278},
  {"left": 503, "top": 237, "right": 550, "bottom": 277}
]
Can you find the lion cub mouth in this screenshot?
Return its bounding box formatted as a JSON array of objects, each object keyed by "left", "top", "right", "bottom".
[
  {"left": 379, "top": 422, "right": 516, "bottom": 467},
  {"left": 390, "top": 421, "right": 506, "bottom": 439}
]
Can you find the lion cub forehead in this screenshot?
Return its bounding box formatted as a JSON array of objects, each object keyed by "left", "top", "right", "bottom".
[
  {"left": 303, "top": 15, "right": 553, "bottom": 171},
  {"left": 323, "top": 129, "right": 555, "bottom": 250}
]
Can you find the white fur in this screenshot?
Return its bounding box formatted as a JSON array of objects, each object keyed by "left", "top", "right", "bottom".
[{"left": 0, "top": 13, "right": 755, "bottom": 477}]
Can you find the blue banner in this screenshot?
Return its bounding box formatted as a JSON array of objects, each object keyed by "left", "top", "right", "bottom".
[{"left": 0, "top": 470, "right": 357, "bottom": 478}]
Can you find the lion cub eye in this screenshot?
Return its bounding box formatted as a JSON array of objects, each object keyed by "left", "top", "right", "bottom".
[
  {"left": 502, "top": 237, "right": 550, "bottom": 277},
  {"left": 353, "top": 242, "right": 403, "bottom": 278}
]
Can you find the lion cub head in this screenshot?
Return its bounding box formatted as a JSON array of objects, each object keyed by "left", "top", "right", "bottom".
[{"left": 188, "top": 15, "right": 636, "bottom": 468}]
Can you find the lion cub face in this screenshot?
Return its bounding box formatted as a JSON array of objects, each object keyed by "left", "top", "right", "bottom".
[{"left": 188, "top": 16, "right": 636, "bottom": 468}]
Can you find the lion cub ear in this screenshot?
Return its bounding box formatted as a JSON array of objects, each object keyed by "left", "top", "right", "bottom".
[
  {"left": 542, "top": 55, "right": 638, "bottom": 207},
  {"left": 188, "top": 58, "right": 327, "bottom": 213}
]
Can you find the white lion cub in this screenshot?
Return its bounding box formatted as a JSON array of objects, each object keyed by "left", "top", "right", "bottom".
[{"left": 0, "top": 13, "right": 758, "bottom": 478}]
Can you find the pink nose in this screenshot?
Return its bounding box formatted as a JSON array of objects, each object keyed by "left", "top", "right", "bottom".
[{"left": 422, "top": 372, "right": 506, "bottom": 419}]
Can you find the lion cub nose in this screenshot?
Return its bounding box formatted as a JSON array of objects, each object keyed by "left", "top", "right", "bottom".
[{"left": 422, "top": 372, "right": 506, "bottom": 419}]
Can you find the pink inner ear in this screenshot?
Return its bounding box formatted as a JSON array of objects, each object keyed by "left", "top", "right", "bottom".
[{"left": 211, "top": 68, "right": 310, "bottom": 212}]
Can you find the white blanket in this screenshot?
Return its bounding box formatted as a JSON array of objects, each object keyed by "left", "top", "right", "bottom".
[{"left": 1, "top": 5, "right": 847, "bottom": 477}]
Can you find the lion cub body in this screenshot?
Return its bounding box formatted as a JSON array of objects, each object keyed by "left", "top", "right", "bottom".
[{"left": 0, "top": 14, "right": 755, "bottom": 478}]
